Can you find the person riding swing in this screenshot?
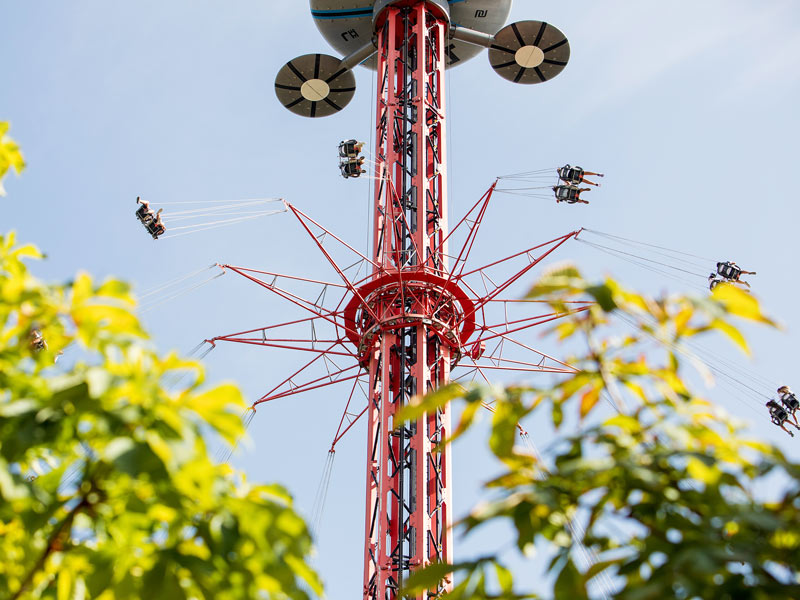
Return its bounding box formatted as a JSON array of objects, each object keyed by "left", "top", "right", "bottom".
[
  {"left": 553, "top": 184, "right": 590, "bottom": 204},
  {"left": 151, "top": 208, "right": 166, "bottom": 239},
  {"left": 339, "top": 139, "right": 364, "bottom": 159},
  {"left": 136, "top": 197, "right": 166, "bottom": 239},
  {"left": 716, "top": 261, "right": 756, "bottom": 288},
  {"left": 708, "top": 273, "right": 725, "bottom": 291},
  {"left": 29, "top": 329, "right": 47, "bottom": 352},
  {"left": 778, "top": 386, "right": 800, "bottom": 426},
  {"left": 557, "top": 164, "right": 604, "bottom": 187},
  {"left": 340, "top": 156, "right": 366, "bottom": 179},
  {"left": 766, "top": 399, "right": 799, "bottom": 437},
  {"left": 136, "top": 196, "right": 155, "bottom": 225}
]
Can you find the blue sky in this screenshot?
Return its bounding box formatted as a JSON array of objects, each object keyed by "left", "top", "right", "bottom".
[{"left": 2, "top": 1, "right": 800, "bottom": 597}]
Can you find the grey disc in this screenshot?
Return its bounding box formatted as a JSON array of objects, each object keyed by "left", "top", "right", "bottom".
[
  {"left": 275, "top": 53, "right": 356, "bottom": 118},
  {"left": 489, "top": 21, "right": 570, "bottom": 84}
]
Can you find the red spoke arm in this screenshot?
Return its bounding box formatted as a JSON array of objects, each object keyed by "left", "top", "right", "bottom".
[
  {"left": 454, "top": 363, "right": 575, "bottom": 374},
  {"left": 255, "top": 343, "right": 338, "bottom": 401},
  {"left": 476, "top": 327, "right": 579, "bottom": 372},
  {"left": 255, "top": 364, "right": 364, "bottom": 405},
  {"left": 330, "top": 404, "right": 368, "bottom": 451},
  {"left": 287, "top": 204, "right": 382, "bottom": 324},
  {"left": 430, "top": 184, "right": 496, "bottom": 315},
  {"left": 469, "top": 360, "right": 493, "bottom": 385},
  {"left": 287, "top": 202, "right": 380, "bottom": 270},
  {"left": 432, "top": 182, "right": 496, "bottom": 259},
  {"left": 452, "top": 184, "right": 496, "bottom": 278},
  {"left": 459, "top": 230, "right": 580, "bottom": 278},
  {"left": 212, "top": 337, "right": 356, "bottom": 357},
  {"left": 223, "top": 266, "right": 347, "bottom": 289},
  {"left": 330, "top": 377, "right": 369, "bottom": 451},
  {"left": 456, "top": 231, "right": 579, "bottom": 327},
  {"left": 448, "top": 365, "right": 530, "bottom": 435},
  {"left": 224, "top": 265, "right": 339, "bottom": 314},
  {"left": 477, "top": 354, "right": 569, "bottom": 371},
  {"left": 480, "top": 310, "right": 567, "bottom": 331},
  {"left": 484, "top": 298, "right": 594, "bottom": 305},
  {"left": 223, "top": 265, "right": 356, "bottom": 336},
  {"left": 476, "top": 306, "right": 592, "bottom": 343},
  {"left": 208, "top": 313, "right": 341, "bottom": 341}
]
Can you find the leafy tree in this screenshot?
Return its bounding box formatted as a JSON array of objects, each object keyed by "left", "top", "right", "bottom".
[
  {"left": 403, "top": 266, "right": 800, "bottom": 599},
  {"left": 0, "top": 238, "right": 321, "bottom": 594},
  {"left": 0, "top": 122, "right": 25, "bottom": 196}
]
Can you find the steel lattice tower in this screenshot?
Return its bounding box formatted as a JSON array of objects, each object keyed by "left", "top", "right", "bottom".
[
  {"left": 209, "top": 2, "right": 576, "bottom": 598},
  {"left": 363, "top": 4, "right": 453, "bottom": 595}
]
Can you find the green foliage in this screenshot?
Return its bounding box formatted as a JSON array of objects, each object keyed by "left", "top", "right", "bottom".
[
  {"left": 0, "top": 123, "right": 25, "bottom": 196},
  {"left": 0, "top": 230, "right": 321, "bottom": 599},
  {"left": 402, "top": 264, "right": 800, "bottom": 599}
]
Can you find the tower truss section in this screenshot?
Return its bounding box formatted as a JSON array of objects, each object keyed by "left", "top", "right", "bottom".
[{"left": 365, "top": 1, "right": 451, "bottom": 598}]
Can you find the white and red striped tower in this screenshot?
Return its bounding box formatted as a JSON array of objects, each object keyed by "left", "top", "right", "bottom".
[{"left": 211, "top": 3, "right": 574, "bottom": 598}]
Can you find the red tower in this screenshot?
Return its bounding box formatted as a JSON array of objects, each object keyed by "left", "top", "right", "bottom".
[
  {"left": 209, "top": 2, "right": 576, "bottom": 598},
  {"left": 362, "top": 4, "right": 453, "bottom": 595}
]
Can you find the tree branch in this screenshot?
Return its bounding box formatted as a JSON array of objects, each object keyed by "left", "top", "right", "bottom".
[{"left": 11, "top": 496, "right": 88, "bottom": 600}]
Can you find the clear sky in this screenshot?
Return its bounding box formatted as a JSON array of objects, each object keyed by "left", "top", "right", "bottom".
[{"left": 2, "top": 1, "right": 799, "bottom": 597}]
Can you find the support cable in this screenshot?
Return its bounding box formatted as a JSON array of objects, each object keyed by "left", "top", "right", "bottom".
[
  {"left": 581, "top": 228, "right": 716, "bottom": 263},
  {"left": 155, "top": 197, "right": 283, "bottom": 206},
  {"left": 162, "top": 208, "right": 286, "bottom": 234},
  {"left": 577, "top": 240, "right": 708, "bottom": 293},
  {"left": 616, "top": 309, "right": 776, "bottom": 400},
  {"left": 612, "top": 312, "right": 770, "bottom": 414},
  {"left": 520, "top": 432, "right": 615, "bottom": 599},
  {"left": 161, "top": 198, "right": 281, "bottom": 217},
  {"left": 497, "top": 168, "right": 557, "bottom": 179},
  {"left": 215, "top": 406, "right": 257, "bottom": 465},
  {"left": 138, "top": 271, "right": 226, "bottom": 315},
  {"left": 576, "top": 239, "right": 708, "bottom": 278},
  {"left": 138, "top": 264, "right": 218, "bottom": 300},
  {"left": 161, "top": 340, "right": 216, "bottom": 390},
  {"left": 576, "top": 231, "right": 709, "bottom": 271},
  {"left": 309, "top": 451, "right": 336, "bottom": 540}
]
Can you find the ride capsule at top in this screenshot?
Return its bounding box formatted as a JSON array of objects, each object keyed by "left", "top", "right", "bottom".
[
  {"left": 310, "top": 0, "right": 512, "bottom": 69},
  {"left": 275, "top": 0, "right": 571, "bottom": 118}
]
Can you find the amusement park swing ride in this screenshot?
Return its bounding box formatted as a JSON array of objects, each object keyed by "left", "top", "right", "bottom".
[
  {"left": 209, "top": 2, "right": 580, "bottom": 597},
  {"left": 128, "top": 1, "right": 796, "bottom": 597}
]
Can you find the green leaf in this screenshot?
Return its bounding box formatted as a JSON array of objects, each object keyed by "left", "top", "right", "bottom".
[
  {"left": 395, "top": 382, "right": 465, "bottom": 426},
  {"left": 712, "top": 284, "right": 776, "bottom": 326},
  {"left": 554, "top": 556, "right": 587, "bottom": 599},
  {"left": 0, "top": 122, "right": 25, "bottom": 196},
  {"left": 579, "top": 385, "right": 601, "bottom": 420},
  {"left": 0, "top": 462, "right": 30, "bottom": 500},
  {"left": 403, "top": 561, "right": 458, "bottom": 593},
  {"left": 707, "top": 318, "right": 750, "bottom": 355},
  {"left": 552, "top": 400, "right": 563, "bottom": 429},
  {"left": 187, "top": 384, "right": 246, "bottom": 444},
  {"left": 494, "top": 562, "right": 513, "bottom": 593},
  {"left": 0, "top": 224, "right": 322, "bottom": 599},
  {"left": 57, "top": 567, "right": 74, "bottom": 600},
  {"left": 585, "top": 284, "right": 617, "bottom": 312}
]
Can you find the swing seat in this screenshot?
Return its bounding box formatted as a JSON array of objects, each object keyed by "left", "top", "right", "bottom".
[
  {"left": 137, "top": 210, "right": 165, "bottom": 239},
  {"left": 339, "top": 139, "right": 362, "bottom": 159},
  {"left": 340, "top": 159, "right": 364, "bottom": 179},
  {"left": 717, "top": 263, "right": 740, "bottom": 279},
  {"left": 136, "top": 205, "right": 153, "bottom": 224},
  {"left": 149, "top": 223, "right": 166, "bottom": 239},
  {"left": 554, "top": 185, "right": 578, "bottom": 201}
]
